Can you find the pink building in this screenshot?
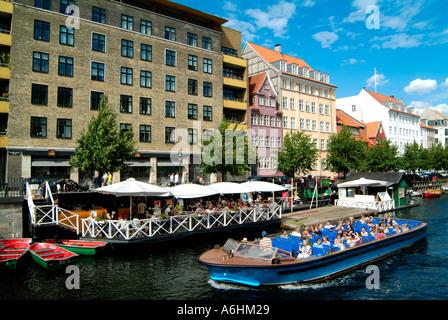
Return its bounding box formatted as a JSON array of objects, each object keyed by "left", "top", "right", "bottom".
[{"left": 248, "top": 72, "right": 283, "bottom": 177}]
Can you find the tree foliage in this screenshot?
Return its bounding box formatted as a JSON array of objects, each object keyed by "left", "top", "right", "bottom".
[
  {"left": 361, "top": 138, "right": 399, "bottom": 172},
  {"left": 326, "top": 126, "right": 367, "bottom": 177},
  {"left": 276, "top": 130, "right": 318, "bottom": 177},
  {"left": 200, "top": 118, "right": 256, "bottom": 179},
  {"left": 69, "top": 96, "right": 137, "bottom": 175}
]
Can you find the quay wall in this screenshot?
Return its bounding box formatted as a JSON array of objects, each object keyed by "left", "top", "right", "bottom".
[{"left": 0, "top": 198, "right": 25, "bottom": 239}]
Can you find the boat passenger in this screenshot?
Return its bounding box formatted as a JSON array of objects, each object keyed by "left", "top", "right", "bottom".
[
  {"left": 322, "top": 236, "right": 331, "bottom": 246},
  {"left": 361, "top": 227, "right": 369, "bottom": 237},
  {"left": 393, "top": 224, "right": 402, "bottom": 234},
  {"left": 290, "top": 227, "right": 302, "bottom": 237},
  {"left": 297, "top": 239, "right": 312, "bottom": 258},
  {"left": 313, "top": 238, "right": 324, "bottom": 249},
  {"left": 280, "top": 230, "right": 289, "bottom": 239},
  {"left": 259, "top": 231, "right": 272, "bottom": 247},
  {"left": 333, "top": 234, "right": 345, "bottom": 249},
  {"left": 347, "top": 234, "right": 359, "bottom": 247},
  {"left": 324, "top": 220, "right": 335, "bottom": 230},
  {"left": 375, "top": 229, "right": 386, "bottom": 240},
  {"left": 401, "top": 224, "right": 409, "bottom": 232}
]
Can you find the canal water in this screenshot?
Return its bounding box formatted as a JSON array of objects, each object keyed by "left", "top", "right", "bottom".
[{"left": 1, "top": 195, "right": 447, "bottom": 301}]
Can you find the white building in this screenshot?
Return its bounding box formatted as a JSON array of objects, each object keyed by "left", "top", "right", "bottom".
[
  {"left": 420, "top": 108, "right": 448, "bottom": 147},
  {"left": 336, "top": 88, "right": 421, "bottom": 154}
]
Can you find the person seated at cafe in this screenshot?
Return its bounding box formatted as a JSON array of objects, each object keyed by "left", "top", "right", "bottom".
[
  {"left": 195, "top": 204, "right": 205, "bottom": 214},
  {"left": 205, "top": 204, "right": 216, "bottom": 215},
  {"left": 174, "top": 202, "right": 183, "bottom": 214},
  {"left": 137, "top": 198, "right": 147, "bottom": 219},
  {"left": 164, "top": 204, "right": 174, "bottom": 216}
]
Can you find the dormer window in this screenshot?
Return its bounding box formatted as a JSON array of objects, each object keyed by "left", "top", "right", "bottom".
[
  {"left": 291, "top": 64, "right": 298, "bottom": 74},
  {"left": 279, "top": 60, "right": 286, "bottom": 71}
]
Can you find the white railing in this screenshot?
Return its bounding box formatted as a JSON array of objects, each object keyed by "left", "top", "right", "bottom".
[
  {"left": 335, "top": 198, "right": 395, "bottom": 213},
  {"left": 81, "top": 204, "right": 282, "bottom": 241}
]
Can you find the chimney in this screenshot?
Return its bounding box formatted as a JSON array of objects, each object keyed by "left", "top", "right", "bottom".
[
  {"left": 390, "top": 95, "right": 395, "bottom": 99},
  {"left": 275, "top": 44, "right": 282, "bottom": 54}
]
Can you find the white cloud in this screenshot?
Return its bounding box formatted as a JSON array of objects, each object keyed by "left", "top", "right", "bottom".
[
  {"left": 224, "top": 19, "right": 258, "bottom": 43},
  {"left": 343, "top": 0, "right": 380, "bottom": 23},
  {"left": 222, "top": 1, "right": 237, "bottom": 12},
  {"left": 245, "top": 1, "right": 296, "bottom": 38},
  {"left": 442, "top": 78, "right": 448, "bottom": 88},
  {"left": 404, "top": 78, "right": 438, "bottom": 95},
  {"left": 366, "top": 73, "right": 389, "bottom": 88},
  {"left": 301, "top": 0, "right": 316, "bottom": 7},
  {"left": 371, "top": 33, "right": 424, "bottom": 49},
  {"left": 341, "top": 58, "right": 365, "bottom": 66},
  {"left": 312, "top": 31, "right": 339, "bottom": 48}
]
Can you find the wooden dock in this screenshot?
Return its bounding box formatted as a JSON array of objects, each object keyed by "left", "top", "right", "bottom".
[{"left": 281, "top": 206, "right": 377, "bottom": 229}]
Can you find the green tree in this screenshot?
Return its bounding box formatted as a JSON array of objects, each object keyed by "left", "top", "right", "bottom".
[
  {"left": 428, "top": 143, "right": 448, "bottom": 172},
  {"left": 69, "top": 96, "right": 137, "bottom": 176},
  {"left": 200, "top": 118, "right": 256, "bottom": 179},
  {"left": 276, "top": 130, "right": 318, "bottom": 177},
  {"left": 362, "top": 138, "right": 399, "bottom": 172},
  {"left": 400, "top": 142, "right": 423, "bottom": 173},
  {"left": 326, "top": 126, "right": 366, "bottom": 177}
]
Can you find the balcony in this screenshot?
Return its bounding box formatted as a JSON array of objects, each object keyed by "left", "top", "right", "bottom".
[
  {"left": 0, "top": 100, "right": 8, "bottom": 113},
  {"left": 0, "top": 31, "right": 11, "bottom": 47},
  {"left": 227, "top": 122, "right": 247, "bottom": 132},
  {"left": 223, "top": 76, "right": 246, "bottom": 89},
  {"left": 223, "top": 98, "right": 247, "bottom": 111},
  {"left": 0, "top": 134, "right": 7, "bottom": 148},
  {"left": 223, "top": 54, "right": 247, "bottom": 69},
  {"left": 0, "top": 65, "right": 9, "bottom": 79}
]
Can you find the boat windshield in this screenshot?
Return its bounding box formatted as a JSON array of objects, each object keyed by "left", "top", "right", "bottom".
[{"left": 234, "top": 243, "right": 276, "bottom": 261}]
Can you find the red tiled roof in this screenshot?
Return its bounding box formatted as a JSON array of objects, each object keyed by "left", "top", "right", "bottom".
[
  {"left": 249, "top": 72, "right": 267, "bottom": 94},
  {"left": 365, "top": 89, "right": 402, "bottom": 105},
  {"left": 247, "top": 42, "right": 337, "bottom": 88}
]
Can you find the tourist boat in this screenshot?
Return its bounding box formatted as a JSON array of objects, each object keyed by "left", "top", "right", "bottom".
[
  {"left": 410, "top": 190, "right": 422, "bottom": 197},
  {"left": 0, "top": 238, "right": 32, "bottom": 247},
  {"left": 199, "top": 218, "right": 427, "bottom": 286},
  {"left": 29, "top": 243, "right": 78, "bottom": 270},
  {"left": 422, "top": 191, "right": 441, "bottom": 198},
  {"left": 427, "top": 189, "right": 444, "bottom": 194},
  {"left": 0, "top": 242, "right": 30, "bottom": 269},
  {"left": 43, "top": 239, "right": 108, "bottom": 256}
]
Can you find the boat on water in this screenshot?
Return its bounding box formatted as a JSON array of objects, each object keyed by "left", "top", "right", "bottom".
[
  {"left": 422, "top": 191, "right": 441, "bottom": 198},
  {"left": 0, "top": 242, "right": 30, "bottom": 269},
  {"left": 199, "top": 218, "right": 427, "bottom": 286},
  {"left": 29, "top": 243, "right": 78, "bottom": 270},
  {"left": 0, "top": 238, "right": 32, "bottom": 248},
  {"left": 43, "top": 239, "right": 108, "bottom": 256}
]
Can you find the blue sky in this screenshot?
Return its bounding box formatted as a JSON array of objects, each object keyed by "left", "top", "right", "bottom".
[{"left": 176, "top": 0, "right": 448, "bottom": 114}]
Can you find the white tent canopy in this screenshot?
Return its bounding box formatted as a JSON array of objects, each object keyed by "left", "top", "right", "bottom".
[
  {"left": 168, "top": 183, "right": 218, "bottom": 199},
  {"left": 207, "top": 182, "right": 253, "bottom": 195},
  {"left": 337, "top": 178, "right": 388, "bottom": 188},
  {"left": 241, "top": 181, "right": 287, "bottom": 193},
  {"left": 95, "top": 178, "right": 170, "bottom": 197}
]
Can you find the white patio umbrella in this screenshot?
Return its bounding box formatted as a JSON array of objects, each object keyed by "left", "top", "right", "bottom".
[
  {"left": 336, "top": 178, "right": 388, "bottom": 188},
  {"left": 167, "top": 183, "right": 218, "bottom": 199},
  {"left": 241, "top": 181, "right": 287, "bottom": 193},
  {"left": 207, "top": 182, "right": 254, "bottom": 195},
  {"left": 95, "top": 178, "right": 170, "bottom": 197}
]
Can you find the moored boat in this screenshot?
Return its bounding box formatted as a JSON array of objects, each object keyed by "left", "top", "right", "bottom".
[
  {"left": 43, "top": 239, "right": 108, "bottom": 256},
  {"left": 30, "top": 243, "right": 78, "bottom": 270},
  {"left": 422, "top": 191, "right": 441, "bottom": 198},
  {"left": 199, "top": 218, "right": 427, "bottom": 286},
  {"left": 0, "top": 238, "right": 32, "bottom": 248},
  {"left": 0, "top": 242, "right": 30, "bottom": 269}
]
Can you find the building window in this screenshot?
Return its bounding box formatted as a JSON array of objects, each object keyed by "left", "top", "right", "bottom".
[
  {"left": 188, "top": 79, "right": 198, "bottom": 95},
  {"left": 60, "top": 0, "right": 74, "bottom": 15},
  {"left": 282, "top": 97, "right": 288, "bottom": 109},
  {"left": 32, "top": 52, "right": 49, "bottom": 73},
  {"left": 312, "top": 120, "right": 317, "bottom": 131},
  {"left": 92, "top": 7, "right": 106, "bottom": 23},
  {"left": 57, "top": 87, "right": 73, "bottom": 108},
  {"left": 139, "top": 70, "right": 152, "bottom": 88},
  {"left": 120, "top": 95, "right": 132, "bottom": 113},
  {"left": 305, "top": 101, "right": 310, "bottom": 113},
  {"left": 165, "top": 49, "right": 176, "bottom": 66},
  {"left": 203, "top": 129, "right": 212, "bottom": 142},
  {"left": 352, "top": 104, "right": 356, "bottom": 112},
  {"left": 57, "top": 119, "right": 72, "bottom": 139},
  {"left": 188, "top": 55, "right": 198, "bottom": 71},
  {"left": 35, "top": 0, "right": 50, "bottom": 10},
  {"left": 276, "top": 117, "right": 281, "bottom": 128},
  {"left": 58, "top": 56, "right": 73, "bottom": 76},
  {"left": 165, "top": 127, "right": 176, "bottom": 144},
  {"left": 92, "top": 33, "right": 105, "bottom": 52},
  {"left": 311, "top": 102, "right": 316, "bottom": 113},
  {"left": 203, "top": 58, "right": 212, "bottom": 74},
  {"left": 120, "top": 123, "right": 132, "bottom": 132},
  {"left": 140, "top": 97, "right": 151, "bottom": 115},
  {"left": 59, "top": 26, "right": 74, "bottom": 46},
  {"left": 188, "top": 104, "right": 198, "bottom": 120},
  {"left": 319, "top": 104, "right": 324, "bottom": 114},
  {"left": 165, "top": 75, "right": 176, "bottom": 92},
  {"left": 251, "top": 113, "right": 257, "bottom": 126},
  {"left": 290, "top": 98, "right": 295, "bottom": 110},
  {"left": 121, "top": 15, "right": 133, "bottom": 31},
  {"left": 203, "top": 106, "right": 212, "bottom": 121},
  {"left": 31, "top": 84, "right": 48, "bottom": 105},
  {"left": 165, "top": 101, "right": 176, "bottom": 118},
  {"left": 203, "top": 82, "right": 212, "bottom": 97},
  {"left": 140, "top": 125, "right": 151, "bottom": 143},
  {"left": 90, "top": 91, "right": 104, "bottom": 110},
  {"left": 120, "top": 67, "right": 133, "bottom": 85},
  {"left": 202, "top": 37, "right": 211, "bottom": 50},
  {"left": 91, "top": 62, "right": 105, "bottom": 81},
  {"left": 188, "top": 128, "right": 198, "bottom": 145},
  {"left": 140, "top": 19, "right": 151, "bottom": 35},
  {"left": 325, "top": 105, "right": 330, "bottom": 116},
  {"left": 30, "top": 117, "right": 47, "bottom": 138},
  {"left": 187, "top": 33, "right": 197, "bottom": 46},
  {"left": 141, "top": 44, "right": 152, "bottom": 61},
  {"left": 165, "top": 26, "right": 175, "bottom": 41},
  {"left": 121, "top": 39, "right": 133, "bottom": 58},
  {"left": 34, "top": 20, "right": 50, "bottom": 41}
]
